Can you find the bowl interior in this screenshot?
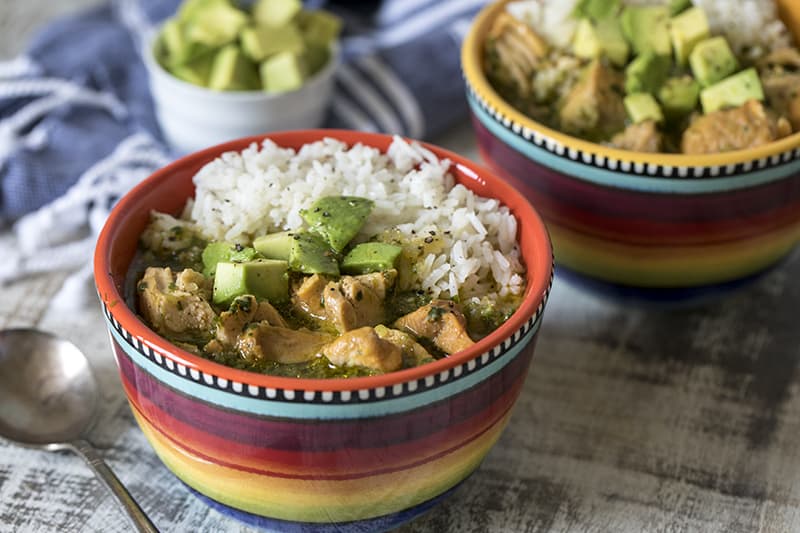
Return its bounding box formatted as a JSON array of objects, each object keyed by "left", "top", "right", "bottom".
[
  {"left": 462, "top": 0, "right": 800, "bottom": 168},
  {"left": 95, "top": 129, "right": 553, "bottom": 391}
]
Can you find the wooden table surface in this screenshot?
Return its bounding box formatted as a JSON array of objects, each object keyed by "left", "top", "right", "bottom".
[{"left": 3, "top": 2, "right": 800, "bottom": 533}]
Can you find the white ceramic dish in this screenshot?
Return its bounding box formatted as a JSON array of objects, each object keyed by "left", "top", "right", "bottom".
[{"left": 142, "top": 34, "right": 339, "bottom": 154}]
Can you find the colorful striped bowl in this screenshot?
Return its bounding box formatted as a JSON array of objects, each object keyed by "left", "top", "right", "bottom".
[
  {"left": 93, "top": 130, "right": 553, "bottom": 531},
  {"left": 462, "top": 0, "right": 800, "bottom": 302}
]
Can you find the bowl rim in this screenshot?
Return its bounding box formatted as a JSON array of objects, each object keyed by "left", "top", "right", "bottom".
[
  {"left": 94, "top": 129, "right": 554, "bottom": 392},
  {"left": 141, "top": 25, "right": 341, "bottom": 101},
  {"left": 462, "top": 0, "right": 800, "bottom": 169}
]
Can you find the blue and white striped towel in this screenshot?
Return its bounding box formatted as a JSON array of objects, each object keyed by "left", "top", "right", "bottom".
[{"left": 0, "top": 0, "right": 487, "bottom": 307}]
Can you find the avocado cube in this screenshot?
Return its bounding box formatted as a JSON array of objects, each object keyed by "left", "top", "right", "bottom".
[
  {"left": 596, "top": 17, "right": 629, "bottom": 67},
  {"left": 209, "top": 45, "right": 260, "bottom": 91},
  {"left": 670, "top": 7, "right": 710, "bottom": 65},
  {"left": 202, "top": 242, "right": 261, "bottom": 277},
  {"left": 159, "top": 19, "right": 211, "bottom": 67},
  {"left": 657, "top": 76, "right": 700, "bottom": 117},
  {"left": 260, "top": 50, "right": 306, "bottom": 92},
  {"left": 625, "top": 50, "right": 671, "bottom": 95},
  {"left": 253, "top": 231, "right": 294, "bottom": 260},
  {"left": 288, "top": 232, "right": 339, "bottom": 276},
  {"left": 669, "top": 0, "right": 692, "bottom": 16},
  {"left": 253, "top": 0, "right": 302, "bottom": 28},
  {"left": 573, "top": 19, "right": 601, "bottom": 60},
  {"left": 573, "top": 0, "right": 620, "bottom": 21},
  {"left": 300, "top": 196, "right": 375, "bottom": 253},
  {"left": 304, "top": 41, "right": 331, "bottom": 76},
  {"left": 620, "top": 6, "right": 672, "bottom": 57},
  {"left": 296, "top": 9, "right": 342, "bottom": 45},
  {"left": 213, "top": 259, "right": 289, "bottom": 305},
  {"left": 341, "top": 243, "right": 403, "bottom": 275},
  {"left": 699, "top": 68, "right": 764, "bottom": 113},
  {"left": 170, "top": 52, "right": 215, "bottom": 86},
  {"left": 240, "top": 23, "right": 305, "bottom": 62},
  {"left": 178, "top": 0, "right": 231, "bottom": 22},
  {"left": 689, "top": 36, "right": 738, "bottom": 87},
  {"left": 184, "top": 3, "right": 248, "bottom": 47},
  {"left": 624, "top": 93, "right": 664, "bottom": 124}
]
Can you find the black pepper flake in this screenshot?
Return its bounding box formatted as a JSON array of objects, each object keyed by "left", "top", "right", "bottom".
[
  {"left": 322, "top": 211, "right": 331, "bottom": 217},
  {"left": 355, "top": 290, "right": 363, "bottom": 301},
  {"left": 429, "top": 230, "right": 436, "bottom": 236},
  {"left": 234, "top": 243, "right": 244, "bottom": 252},
  {"left": 424, "top": 237, "right": 434, "bottom": 244}
]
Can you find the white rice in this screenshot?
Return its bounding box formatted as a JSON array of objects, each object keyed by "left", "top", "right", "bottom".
[
  {"left": 692, "top": 0, "right": 792, "bottom": 60},
  {"left": 176, "top": 136, "right": 525, "bottom": 301}
]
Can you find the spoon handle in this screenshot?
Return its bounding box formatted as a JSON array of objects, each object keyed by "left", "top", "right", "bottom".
[{"left": 70, "top": 439, "right": 159, "bottom": 533}]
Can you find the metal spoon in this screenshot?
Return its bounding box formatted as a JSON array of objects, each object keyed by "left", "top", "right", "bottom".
[{"left": 0, "top": 328, "right": 158, "bottom": 533}]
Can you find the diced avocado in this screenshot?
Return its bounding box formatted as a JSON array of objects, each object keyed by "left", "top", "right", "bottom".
[
  {"left": 669, "top": 0, "right": 693, "bottom": 16},
  {"left": 240, "top": 23, "right": 305, "bottom": 62},
  {"left": 689, "top": 36, "right": 738, "bottom": 87},
  {"left": 625, "top": 51, "right": 671, "bottom": 95},
  {"left": 573, "top": 18, "right": 628, "bottom": 67},
  {"left": 573, "top": 19, "right": 601, "bottom": 60},
  {"left": 202, "top": 242, "right": 261, "bottom": 277},
  {"left": 341, "top": 243, "right": 403, "bottom": 275},
  {"left": 699, "top": 68, "right": 764, "bottom": 113},
  {"left": 300, "top": 196, "right": 375, "bottom": 253},
  {"left": 670, "top": 7, "right": 710, "bottom": 65},
  {"left": 212, "top": 259, "right": 289, "bottom": 305},
  {"left": 304, "top": 41, "right": 331, "bottom": 76},
  {"left": 595, "top": 17, "right": 629, "bottom": 67},
  {"left": 573, "top": 0, "right": 620, "bottom": 21},
  {"left": 288, "top": 232, "right": 339, "bottom": 276},
  {"left": 253, "top": 231, "right": 294, "bottom": 260},
  {"left": 209, "top": 44, "right": 260, "bottom": 91},
  {"left": 260, "top": 50, "right": 306, "bottom": 92},
  {"left": 170, "top": 52, "right": 215, "bottom": 86},
  {"left": 657, "top": 76, "right": 700, "bottom": 117},
  {"left": 178, "top": 0, "right": 231, "bottom": 22},
  {"left": 620, "top": 6, "right": 672, "bottom": 57},
  {"left": 296, "top": 9, "right": 342, "bottom": 45},
  {"left": 159, "top": 19, "right": 211, "bottom": 67},
  {"left": 624, "top": 93, "right": 664, "bottom": 124},
  {"left": 184, "top": 3, "right": 248, "bottom": 47},
  {"left": 253, "top": 0, "right": 302, "bottom": 28}
]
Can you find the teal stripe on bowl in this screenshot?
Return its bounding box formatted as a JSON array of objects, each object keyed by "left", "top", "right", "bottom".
[
  {"left": 107, "top": 316, "right": 540, "bottom": 420},
  {"left": 468, "top": 93, "right": 800, "bottom": 195}
]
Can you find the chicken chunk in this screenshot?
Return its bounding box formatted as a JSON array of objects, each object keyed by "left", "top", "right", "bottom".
[
  {"left": 213, "top": 294, "right": 288, "bottom": 349},
  {"left": 392, "top": 300, "right": 475, "bottom": 355},
  {"left": 138, "top": 267, "right": 216, "bottom": 343},
  {"left": 293, "top": 271, "right": 397, "bottom": 333},
  {"left": 319, "top": 327, "right": 403, "bottom": 373},
  {"left": 374, "top": 325, "right": 434, "bottom": 368},
  {"left": 486, "top": 11, "right": 548, "bottom": 95},
  {"left": 762, "top": 73, "right": 800, "bottom": 131},
  {"left": 758, "top": 47, "right": 800, "bottom": 72},
  {"left": 682, "top": 100, "right": 792, "bottom": 155},
  {"left": 559, "top": 60, "right": 627, "bottom": 141},
  {"left": 610, "top": 120, "right": 664, "bottom": 153},
  {"left": 237, "top": 324, "right": 334, "bottom": 364}
]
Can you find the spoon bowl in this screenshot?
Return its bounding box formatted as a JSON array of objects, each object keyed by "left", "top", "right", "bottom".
[
  {"left": 0, "top": 329, "right": 97, "bottom": 448},
  {"left": 0, "top": 328, "right": 157, "bottom": 533}
]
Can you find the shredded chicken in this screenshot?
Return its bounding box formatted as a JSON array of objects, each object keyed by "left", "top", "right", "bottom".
[
  {"left": 138, "top": 267, "right": 216, "bottom": 343},
  {"left": 393, "top": 300, "right": 475, "bottom": 355},
  {"left": 610, "top": 120, "right": 664, "bottom": 153},
  {"left": 318, "top": 327, "right": 403, "bottom": 372},
  {"left": 682, "top": 99, "right": 792, "bottom": 155}
]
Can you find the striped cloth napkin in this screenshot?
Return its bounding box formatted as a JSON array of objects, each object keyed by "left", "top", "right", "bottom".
[{"left": 0, "top": 0, "right": 487, "bottom": 307}]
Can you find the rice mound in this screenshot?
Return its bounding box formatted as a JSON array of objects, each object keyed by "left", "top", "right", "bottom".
[{"left": 184, "top": 136, "right": 526, "bottom": 301}]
